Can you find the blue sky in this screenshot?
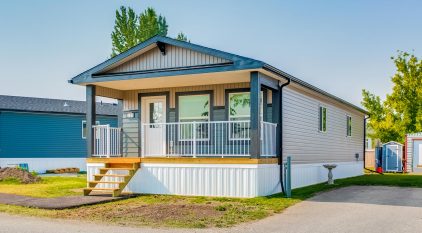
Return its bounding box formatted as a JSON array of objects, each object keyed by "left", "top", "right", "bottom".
[{"left": 0, "top": 0, "right": 421, "bottom": 106}]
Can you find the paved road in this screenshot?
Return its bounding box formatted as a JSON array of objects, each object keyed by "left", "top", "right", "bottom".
[{"left": 1, "top": 186, "right": 422, "bottom": 233}]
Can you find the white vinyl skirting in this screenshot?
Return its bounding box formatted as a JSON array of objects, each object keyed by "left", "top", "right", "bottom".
[
  {"left": 87, "top": 161, "right": 363, "bottom": 198},
  {"left": 290, "top": 161, "right": 363, "bottom": 189},
  {"left": 0, "top": 158, "right": 87, "bottom": 173}
]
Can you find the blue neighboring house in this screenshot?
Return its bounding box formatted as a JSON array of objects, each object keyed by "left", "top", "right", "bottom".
[{"left": 0, "top": 95, "right": 119, "bottom": 173}]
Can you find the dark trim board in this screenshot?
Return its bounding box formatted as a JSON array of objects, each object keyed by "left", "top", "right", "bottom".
[{"left": 74, "top": 64, "right": 261, "bottom": 84}]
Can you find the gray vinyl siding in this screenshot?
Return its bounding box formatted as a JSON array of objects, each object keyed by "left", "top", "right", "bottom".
[
  {"left": 108, "top": 45, "right": 230, "bottom": 74},
  {"left": 282, "top": 86, "right": 364, "bottom": 164},
  {"left": 122, "top": 116, "right": 139, "bottom": 157}
]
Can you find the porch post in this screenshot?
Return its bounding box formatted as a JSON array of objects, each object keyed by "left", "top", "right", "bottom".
[
  {"left": 86, "top": 85, "right": 96, "bottom": 157},
  {"left": 250, "top": 71, "right": 261, "bottom": 158},
  {"left": 272, "top": 87, "right": 281, "bottom": 159}
]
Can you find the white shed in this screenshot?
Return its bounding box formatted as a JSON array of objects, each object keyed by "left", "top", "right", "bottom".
[{"left": 405, "top": 133, "right": 422, "bottom": 173}]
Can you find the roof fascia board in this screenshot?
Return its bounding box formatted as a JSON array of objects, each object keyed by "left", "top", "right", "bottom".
[{"left": 74, "top": 62, "right": 263, "bottom": 84}]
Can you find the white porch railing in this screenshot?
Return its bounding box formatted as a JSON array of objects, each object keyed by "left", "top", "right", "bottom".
[
  {"left": 141, "top": 120, "right": 277, "bottom": 158},
  {"left": 92, "top": 125, "right": 122, "bottom": 157}
]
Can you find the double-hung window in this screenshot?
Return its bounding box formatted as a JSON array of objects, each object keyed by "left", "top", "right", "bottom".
[
  {"left": 319, "top": 106, "right": 327, "bottom": 132},
  {"left": 346, "top": 115, "right": 352, "bottom": 137},
  {"left": 178, "top": 94, "right": 210, "bottom": 141},
  {"left": 228, "top": 91, "right": 263, "bottom": 140}
]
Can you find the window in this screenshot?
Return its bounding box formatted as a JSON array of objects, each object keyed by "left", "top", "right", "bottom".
[
  {"left": 178, "top": 94, "right": 210, "bottom": 141},
  {"left": 82, "top": 120, "right": 100, "bottom": 139},
  {"left": 346, "top": 115, "right": 352, "bottom": 137},
  {"left": 319, "top": 106, "right": 327, "bottom": 132},
  {"left": 228, "top": 92, "right": 263, "bottom": 139},
  {"left": 149, "top": 102, "right": 163, "bottom": 128}
]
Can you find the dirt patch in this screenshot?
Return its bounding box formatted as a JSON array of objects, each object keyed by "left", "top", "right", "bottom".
[
  {"left": 0, "top": 167, "right": 41, "bottom": 184},
  {"left": 60, "top": 202, "right": 225, "bottom": 227},
  {"left": 119, "top": 203, "right": 223, "bottom": 221}
]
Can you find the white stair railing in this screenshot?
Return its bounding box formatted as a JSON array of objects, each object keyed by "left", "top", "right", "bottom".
[{"left": 92, "top": 125, "right": 122, "bottom": 157}]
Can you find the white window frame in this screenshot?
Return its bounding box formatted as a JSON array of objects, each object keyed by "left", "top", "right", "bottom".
[
  {"left": 178, "top": 94, "right": 211, "bottom": 142},
  {"left": 318, "top": 106, "right": 327, "bottom": 133},
  {"left": 346, "top": 115, "right": 352, "bottom": 137},
  {"left": 82, "top": 120, "right": 100, "bottom": 139}
]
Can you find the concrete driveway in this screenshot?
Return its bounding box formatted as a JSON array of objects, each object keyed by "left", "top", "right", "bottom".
[{"left": 1, "top": 186, "right": 422, "bottom": 233}]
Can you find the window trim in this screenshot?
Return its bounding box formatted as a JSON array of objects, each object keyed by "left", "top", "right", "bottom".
[
  {"left": 175, "top": 91, "right": 213, "bottom": 142},
  {"left": 82, "top": 120, "right": 100, "bottom": 139},
  {"left": 318, "top": 106, "right": 327, "bottom": 133},
  {"left": 346, "top": 115, "right": 352, "bottom": 137}
]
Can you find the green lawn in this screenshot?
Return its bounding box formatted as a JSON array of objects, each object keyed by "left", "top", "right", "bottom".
[
  {"left": 0, "top": 176, "right": 86, "bottom": 198},
  {"left": 0, "top": 173, "right": 421, "bottom": 228}
]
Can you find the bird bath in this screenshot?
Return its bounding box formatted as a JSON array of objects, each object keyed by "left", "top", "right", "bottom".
[{"left": 323, "top": 164, "right": 337, "bottom": 185}]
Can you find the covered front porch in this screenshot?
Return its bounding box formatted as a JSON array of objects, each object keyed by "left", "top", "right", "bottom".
[{"left": 87, "top": 70, "right": 283, "bottom": 159}]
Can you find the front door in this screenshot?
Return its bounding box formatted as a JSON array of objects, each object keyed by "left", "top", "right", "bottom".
[{"left": 141, "top": 96, "right": 166, "bottom": 156}]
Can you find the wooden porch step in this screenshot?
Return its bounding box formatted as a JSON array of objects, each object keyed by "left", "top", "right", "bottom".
[
  {"left": 89, "top": 181, "right": 125, "bottom": 184},
  {"left": 100, "top": 168, "right": 135, "bottom": 171},
  {"left": 94, "top": 174, "right": 130, "bottom": 178},
  {"left": 84, "top": 188, "right": 119, "bottom": 191},
  {"left": 86, "top": 160, "right": 140, "bottom": 197},
  {"left": 83, "top": 187, "right": 120, "bottom": 196}
]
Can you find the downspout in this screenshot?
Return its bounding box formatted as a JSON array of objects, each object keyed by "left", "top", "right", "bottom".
[
  {"left": 279, "top": 77, "right": 290, "bottom": 194},
  {"left": 363, "top": 115, "right": 370, "bottom": 168}
]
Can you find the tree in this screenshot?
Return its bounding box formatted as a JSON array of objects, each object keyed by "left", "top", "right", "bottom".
[
  {"left": 111, "top": 6, "right": 169, "bottom": 57},
  {"left": 176, "top": 32, "right": 188, "bottom": 42},
  {"left": 111, "top": 6, "right": 139, "bottom": 57},
  {"left": 111, "top": 6, "right": 186, "bottom": 57},
  {"left": 362, "top": 51, "right": 422, "bottom": 143},
  {"left": 138, "top": 7, "right": 168, "bottom": 42}
]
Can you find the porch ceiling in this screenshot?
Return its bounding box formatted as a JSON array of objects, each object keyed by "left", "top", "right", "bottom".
[
  {"left": 90, "top": 70, "right": 252, "bottom": 90},
  {"left": 88, "top": 69, "right": 286, "bottom": 91}
]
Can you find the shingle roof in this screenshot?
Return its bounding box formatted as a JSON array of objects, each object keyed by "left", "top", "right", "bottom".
[{"left": 0, "top": 95, "right": 119, "bottom": 116}]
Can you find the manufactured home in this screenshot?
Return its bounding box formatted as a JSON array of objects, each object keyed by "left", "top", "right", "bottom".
[
  {"left": 70, "top": 36, "right": 367, "bottom": 197},
  {"left": 0, "top": 95, "right": 118, "bottom": 173}
]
